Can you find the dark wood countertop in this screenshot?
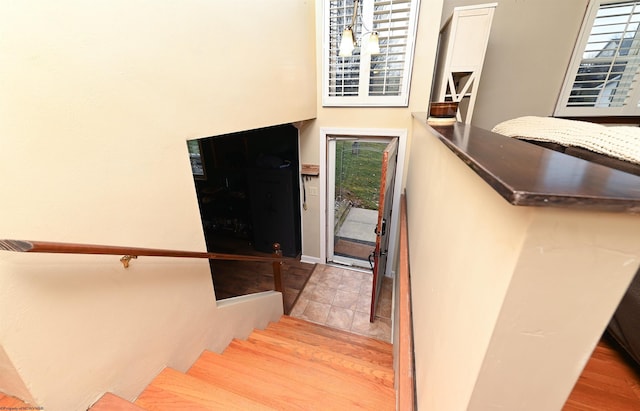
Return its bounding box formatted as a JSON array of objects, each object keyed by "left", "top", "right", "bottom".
[{"left": 413, "top": 113, "right": 640, "bottom": 212}]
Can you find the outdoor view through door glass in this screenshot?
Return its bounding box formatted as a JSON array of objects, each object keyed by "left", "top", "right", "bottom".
[{"left": 333, "top": 140, "right": 386, "bottom": 268}]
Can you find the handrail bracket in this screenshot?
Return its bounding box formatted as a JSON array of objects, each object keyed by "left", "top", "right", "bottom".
[{"left": 120, "top": 255, "right": 138, "bottom": 268}]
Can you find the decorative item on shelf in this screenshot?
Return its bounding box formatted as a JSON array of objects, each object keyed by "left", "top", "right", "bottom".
[{"left": 427, "top": 101, "right": 458, "bottom": 126}]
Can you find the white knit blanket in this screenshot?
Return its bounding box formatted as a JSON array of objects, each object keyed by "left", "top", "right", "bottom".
[{"left": 492, "top": 116, "right": 640, "bottom": 165}]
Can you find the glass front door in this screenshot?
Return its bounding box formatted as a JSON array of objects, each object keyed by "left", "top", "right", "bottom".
[{"left": 327, "top": 137, "right": 390, "bottom": 269}]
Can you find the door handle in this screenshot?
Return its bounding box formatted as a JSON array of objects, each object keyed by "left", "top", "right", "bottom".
[{"left": 374, "top": 219, "right": 387, "bottom": 236}]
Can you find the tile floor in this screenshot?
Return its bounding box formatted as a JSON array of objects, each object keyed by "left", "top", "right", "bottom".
[{"left": 290, "top": 264, "right": 393, "bottom": 342}]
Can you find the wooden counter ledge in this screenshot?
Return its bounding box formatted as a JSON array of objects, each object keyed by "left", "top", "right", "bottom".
[{"left": 413, "top": 112, "right": 640, "bottom": 212}]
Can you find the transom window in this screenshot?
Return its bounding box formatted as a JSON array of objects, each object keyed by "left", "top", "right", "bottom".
[
  {"left": 323, "top": 0, "right": 421, "bottom": 107},
  {"left": 556, "top": 0, "right": 640, "bottom": 116}
]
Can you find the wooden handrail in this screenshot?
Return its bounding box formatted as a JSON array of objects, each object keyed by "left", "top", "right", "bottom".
[
  {"left": 0, "top": 239, "right": 282, "bottom": 263},
  {"left": 397, "top": 194, "right": 416, "bottom": 410},
  {"left": 0, "top": 239, "right": 285, "bottom": 303}
]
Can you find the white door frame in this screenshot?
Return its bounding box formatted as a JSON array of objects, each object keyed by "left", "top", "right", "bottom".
[{"left": 319, "top": 127, "right": 408, "bottom": 277}]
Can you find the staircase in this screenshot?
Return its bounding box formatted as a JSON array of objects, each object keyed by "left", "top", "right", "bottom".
[{"left": 91, "top": 315, "right": 395, "bottom": 410}]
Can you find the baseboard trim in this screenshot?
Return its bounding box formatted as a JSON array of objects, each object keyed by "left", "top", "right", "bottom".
[{"left": 300, "top": 255, "right": 322, "bottom": 265}]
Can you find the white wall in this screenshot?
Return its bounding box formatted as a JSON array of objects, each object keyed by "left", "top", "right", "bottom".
[
  {"left": 439, "top": 0, "right": 589, "bottom": 130},
  {"left": 0, "top": 1, "right": 315, "bottom": 410}
]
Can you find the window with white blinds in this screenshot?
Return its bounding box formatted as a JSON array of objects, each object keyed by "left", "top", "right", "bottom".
[
  {"left": 556, "top": 0, "right": 640, "bottom": 116},
  {"left": 323, "top": 0, "right": 420, "bottom": 107}
]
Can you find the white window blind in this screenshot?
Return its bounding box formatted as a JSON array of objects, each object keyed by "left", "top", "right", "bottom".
[
  {"left": 556, "top": 0, "right": 640, "bottom": 116},
  {"left": 323, "top": 0, "right": 420, "bottom": 107}
]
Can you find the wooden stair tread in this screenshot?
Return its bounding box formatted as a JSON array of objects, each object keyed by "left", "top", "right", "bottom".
[
  {"left": 0, "top": 393, "right": 32, "bottom": 407},
  {"left": 224, "top": 339, "right": 395, "bottom": 410},
  {"left": 266, "top": 320, "right": 393, "bottom": 368},
  {"left": 249, "top": 329, "right": 394, "bottom": 387},
  {"left": 106, "top": 316, "right": 396, "bottom": 411},
  {"left": 135, "top": 367, "right": 275, "bottom": 411},
  {"left": 279, "top": 315, "right": 393, "bottom": 355},
  {"left": 274, "top": 316, "right": 393, "bottom": 356},
  {"left": 189, "top": 350, "right": 376, "bottom": 410},
  {"left": 136, "top": 386, "right": 215, "bottom": 411},
  {"left": 89, "top": 392, "right": 146, "bottom": 411}
]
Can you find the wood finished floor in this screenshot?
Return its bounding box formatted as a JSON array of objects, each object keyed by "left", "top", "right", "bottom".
[
  {"left": 206, "top": 234, "right": 315, "bottom": 314},
  {"left": 211, "top": 257, "right": 314, "bottom": 314},
  {"left": 564, "top": 335, "right": 640, "bottom": 410}
]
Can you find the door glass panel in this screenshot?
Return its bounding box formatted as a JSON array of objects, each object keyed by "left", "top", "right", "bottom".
[{"left": 332, "top": 140, "right": 387, "bottom": 267}]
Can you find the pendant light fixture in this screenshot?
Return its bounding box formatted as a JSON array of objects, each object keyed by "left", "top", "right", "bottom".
[
  {"left": 366, "top": 32, "right": 380, "bottom": 55},
  {"left": 338, "top": 0, "right": 380, "bottom": 57},
  {"left": 339, "top": 26, "right": 356, "bottom": 57}
]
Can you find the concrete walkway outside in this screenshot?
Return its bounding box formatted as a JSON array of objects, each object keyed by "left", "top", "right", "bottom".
[{"left": 337, "top": 207, "right": 377, "bottom": 244}]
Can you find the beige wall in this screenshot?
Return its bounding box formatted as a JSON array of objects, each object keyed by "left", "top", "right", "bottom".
[
  {"left": 406, "top": 119, "right": 533, "bottom": 409},
  {"left": 299, "top": 0, "right": 444, "bottom": 260},
  {"left": 439, "top": 0, "right": 589, "bottom": 130},
  {"left": 407, "top": 118, "right": 640, "bottom": 410},
  {"left": 468, "top": 207, "right": 640, "bottom": 410},
  {"left": 0, "top": 1, "right": 315, "bottom": 410}
]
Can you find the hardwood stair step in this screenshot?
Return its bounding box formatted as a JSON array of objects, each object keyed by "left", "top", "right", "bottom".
[
  {"left": 89, "top": 392, "right": 146, "bottom": 411},
  {"left": 249, "top": 329, "right": 394, "bottom": 387},
  {"left": 278, "top": 315, "right": 393, "bottom": 355},
  {"left": 266, "top": 319, "right": 393, "bottom": 368},
  {"left": 0, "top": 393, "right": 32, "bottom": 408},
  {"left": 135, "top": 367, "right": 275, "bottom": 411},
  {"left": 188, "top": 350, "right": 373, "bottom": 410},
  {"left": 136, "top": 386, "right": 212, "bottom": 411},
  {"left": 269, "top": 315, "right": 393, "bottom": 357},
  {"left": 89, "top": 316, "right": 395, "bottom": 411},
  {"left": 224, "top": 339, "right": 395, "bottom": 410}
]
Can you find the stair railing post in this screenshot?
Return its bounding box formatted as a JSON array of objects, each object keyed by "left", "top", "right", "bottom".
[{"left": 272, "top": 243, "right": 284, "bottom": 297}]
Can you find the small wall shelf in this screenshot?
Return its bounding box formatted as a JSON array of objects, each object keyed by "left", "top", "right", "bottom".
[{"left": 301, "top": 164, "right": 319, "bottom": 177}]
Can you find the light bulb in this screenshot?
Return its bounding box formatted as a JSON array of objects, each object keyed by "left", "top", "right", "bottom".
[
  {"left": 339, "top": 28, "right": 355, "bottom": 57},
  {"left": 367, "top": 32, "right": 380, "bottom": 55}
]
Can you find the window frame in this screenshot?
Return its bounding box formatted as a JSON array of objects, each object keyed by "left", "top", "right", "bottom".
[
  {"left": 555, "top": 0, "right": 640, "bottom": 117},
  {"left": 322, "top": 0, "right": 421, "bottom": 107}
]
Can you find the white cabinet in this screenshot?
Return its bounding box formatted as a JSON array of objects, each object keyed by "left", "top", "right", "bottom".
[{"left": 432, "top": 3, "right": 496, "bottom": 124}]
